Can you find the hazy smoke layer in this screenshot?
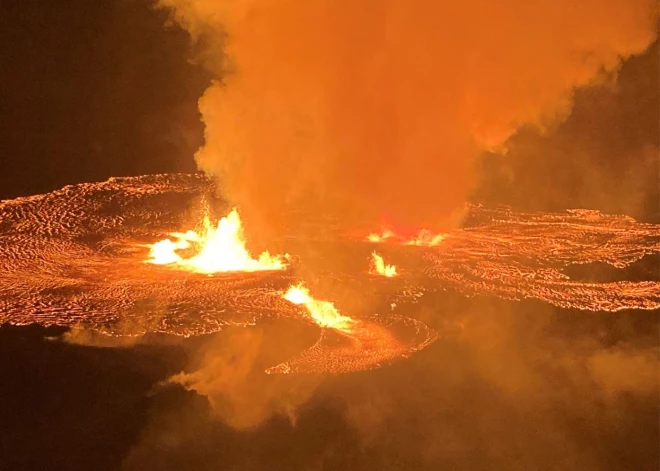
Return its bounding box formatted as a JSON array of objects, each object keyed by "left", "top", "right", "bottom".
[
  {"left": 121, "top": 299, "right": 660, "bottom": 470},
  {"left": 159, "top": 0, "right": 656, "bottom": 231},
  {"left": 167, "top": 327, "right": 320, "bottom": 429}
]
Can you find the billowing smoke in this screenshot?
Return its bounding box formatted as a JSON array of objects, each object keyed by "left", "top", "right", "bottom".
[
  {"left": 166, "top": 326, "right": 320, "bottom": 430},
  {"left": 121, "top": 298, "right": 660, "bottom": 470},
  {"left": 158, "top": 0, "right": 656, "bottom": 232}
]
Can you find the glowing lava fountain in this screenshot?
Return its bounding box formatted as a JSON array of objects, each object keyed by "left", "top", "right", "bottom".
[
  {"left": 370, "top": 252, "right": 398, "bottom": 277},
  {"left": 283, "top": 284, "right": 356, "bottom": 332},
  {"left": 146, "top": 208, "right": 288, "bottom": 274},
  {"left": 367, "top": 227, "right": 447, "bottom": 247}
]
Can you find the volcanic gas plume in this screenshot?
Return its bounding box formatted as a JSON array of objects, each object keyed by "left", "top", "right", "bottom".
[
  {"left": 145, "top": 207, "right": 289, "bottom": 273},
  {"left": 370, "top": 252, "right": 397, "bottom": 277},
  {"left": 158, "top": 0, "right": 656, "bottom": 234}
]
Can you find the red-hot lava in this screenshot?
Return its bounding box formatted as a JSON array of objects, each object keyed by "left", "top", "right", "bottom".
[
  {"left": 0, "top": 175, "right": 658, "bottom": 373},
  {"left": 282, "top": 283, "right": 356, "bottom": 333},
  {"left": 370, "top": 252, "right": 398, "bottom": 277},
  {"left": 0, "top": 175, "right": 438, "bottom": 373},
  {"left": 367, "top": 227, "right": 447, "bottom": 247},
  {"left": 145, "top": 208, "right": 288, "bottom": 274},
  {"left": 264, "top": 283, "right": 435, "bottom": 374}
]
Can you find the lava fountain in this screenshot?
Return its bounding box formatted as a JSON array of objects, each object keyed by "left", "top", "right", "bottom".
[
  {"left": 367, "top": 227, "right": 447, "bottom": 247},
  {"left": 146, "top": 208, "right": 288, "bottom": 274},
  {"left": 283, "top": 283, "right": 356, "bottom": 333},
  {"left": 1, "top": 174, "right": 658, "bottom": 372},
  {"left": 370, "top": 252, "right": 398, "bottom": 277}
]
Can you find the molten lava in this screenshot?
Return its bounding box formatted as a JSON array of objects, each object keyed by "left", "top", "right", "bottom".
[
  {"left": 405, "top": 229, "right": 447, "bottom": 246},
  {"left": 283, "top": 284, "right": 356, "bottom": 333},
  {"left": 367, "top": 227, "right": 447, "bottom": 247},
  {"left": 367, "top": 228, "right": 395, "bottom": 243},
  {"left": 271, "top": 282, "right": 437, "bottom": 374},
  {"left": 1, "top": 174, "right": 658, "bottom": 372},
  {"left": 146, "top": 208, "right": 288, "bottom": 274},
  {"left": 370, "top": 251, "right": 398, "bottom": 277}
]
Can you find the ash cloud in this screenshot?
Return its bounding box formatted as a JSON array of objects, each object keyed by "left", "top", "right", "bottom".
[{"left": 158, "top": 0, "right": 656, "bottom": 233}]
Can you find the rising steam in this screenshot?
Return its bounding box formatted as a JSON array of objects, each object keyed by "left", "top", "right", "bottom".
[{"left": 158, "top": 0, "right": 656, "bottom": 232}]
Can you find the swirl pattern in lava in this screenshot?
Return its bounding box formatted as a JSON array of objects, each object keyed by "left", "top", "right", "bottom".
[{"left": 1, "top": 174, "right": 658, "bottom": 373}]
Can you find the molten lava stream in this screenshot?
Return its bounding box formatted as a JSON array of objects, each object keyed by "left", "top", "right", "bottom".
[{"left": 145, "top": 208, "right": 288, "bottom": 274}]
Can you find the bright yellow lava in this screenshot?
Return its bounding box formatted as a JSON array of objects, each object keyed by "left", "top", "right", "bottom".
[
  {"left": 146, "top": 208, "right": 288, "bottom": 274},
  {"left": 405, "top": 229, "right": 446, "bottom": 246},
  {"left": 370, "top": 251, "right": 398, "bottom": 277},
  {"left": 367, "top": 227, "right": 446, "bottom": 246},
  {"left": 283, "top": 284, "right": 356, "bottom": 333},
  {"left": 367, "top": 228, "right": 394, "bottom": 243}
]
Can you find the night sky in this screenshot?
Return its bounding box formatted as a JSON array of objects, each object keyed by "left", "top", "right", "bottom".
[{"left": 0, "top": 1, "right": 658, "bottom": 470}]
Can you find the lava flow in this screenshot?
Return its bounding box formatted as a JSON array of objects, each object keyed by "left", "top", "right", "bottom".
[
  {"left": 146, "top": 208, "right": 288, "bottom": 274},
  {"left": 1, "top": 174, "right": 659, "bottom": 373},
  {"left": 370, "top": 252, "right": 398, "bottom": 277},
  {"left": 269, "top": 283, "right": 437, "bottom": 374}
]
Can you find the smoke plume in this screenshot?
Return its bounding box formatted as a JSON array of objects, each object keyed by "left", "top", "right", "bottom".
[
  {"left": 158, "top": 0, "right": 656, "bottom": 232},
  {"left": 166, "top": 323, "right": 322, "bottom": 429}
]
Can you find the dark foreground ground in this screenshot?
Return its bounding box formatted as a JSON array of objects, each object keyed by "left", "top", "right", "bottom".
[{"left": 1, "top": 291, "right": 657, "bottom": 471}]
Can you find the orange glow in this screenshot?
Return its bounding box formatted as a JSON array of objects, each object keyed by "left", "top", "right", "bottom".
[
  {"left": 370, "top": 251, "right": 397, "bottom": 277},
  {"left": 146, "top": 208, "right": 288, "bottom": 274},
  {"left": 405, "top": 229, "right": 447, "bottom": 247},
  {"left": 367, "top": 228, "right": 395, "bottom": 243},
  {"left": 160, "top": 0, "right": 657, "bottom": 240},
  {"left": 367, "top": 227, "right": 447, "bottom": 247},
  {"left": 283, "top": 284, "right": 355, "bottom": 333}
]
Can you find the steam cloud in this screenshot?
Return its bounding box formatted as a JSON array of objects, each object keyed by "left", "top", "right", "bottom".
[
  {"left": 166, "top": 327, "right": 320, "bottom": 429},
  {"left": 121, "top": 299, "right": 659, "bottom": 470},
  {"left": 159, "top": 0, "right": 656, "bottom": 231},
  {"left": 149, "top": 0, "right": 658, "bottom": 434}
]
